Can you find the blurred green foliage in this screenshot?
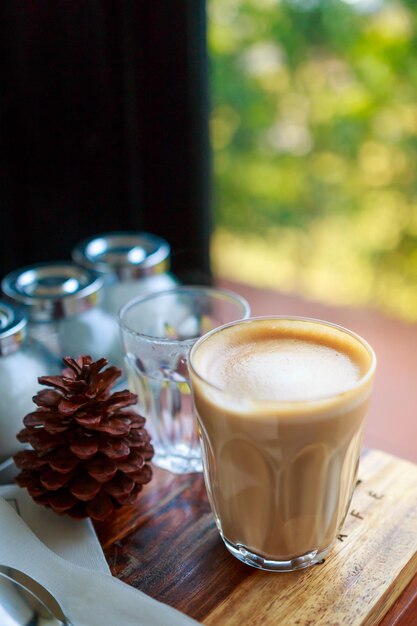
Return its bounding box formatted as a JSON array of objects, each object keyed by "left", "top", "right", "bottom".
[{"left": 209, "top": 0, "right": 417, "bottom": 320}]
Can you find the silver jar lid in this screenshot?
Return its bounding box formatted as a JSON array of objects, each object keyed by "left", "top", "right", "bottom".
[
  {"left": 0, "top": 300, "right": 27, "bottom": 356},
  {"left": 1, "top": 263, "right": 103, "bottom": 322},
  {"left": 72, "top": 231, "right": 171, "bottom": 280}
]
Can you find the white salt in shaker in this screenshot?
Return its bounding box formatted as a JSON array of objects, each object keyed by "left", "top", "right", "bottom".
[
  {"left": 0, "top": 301, "right": 53, "bottom": 461},
  {"left": 71, "top": 231, "right": 177, "bottom": 317},
  {"left": 1, "top": 262, "right": 122, "bottom": 367}
]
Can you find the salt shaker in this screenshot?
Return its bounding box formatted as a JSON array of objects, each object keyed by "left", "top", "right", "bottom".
[
  {"left": 1, "top": 262, "right": 122, "bottom": 367},
  {"left": 0, "top": 301, "right": 53, "bottom": 461},
  {"left": 71, "top": 231, "right": 178, "bottom": 317}
]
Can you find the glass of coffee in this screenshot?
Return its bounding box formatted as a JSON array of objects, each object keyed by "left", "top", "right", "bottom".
[
  {"left": 189, "top": 316, "right": 376, "bottom": 572},
  {"left": 119, "top": 287, "right": 250, "bottom": 474}
]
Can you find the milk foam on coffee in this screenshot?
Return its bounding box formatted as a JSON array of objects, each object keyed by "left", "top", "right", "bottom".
[
  {"left": 204, "top": 338, "right": 361, "bottom": 403},
  {"left": 194, "top": 319, "right": 370, "bottom": 405},
  {"left": 190, "top": 318, "right": 375, "bottom": 566}
]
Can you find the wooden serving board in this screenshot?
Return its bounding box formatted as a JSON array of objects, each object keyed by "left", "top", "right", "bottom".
[{"left": 96, "top": 449, "right": 417, "bottom": 626}]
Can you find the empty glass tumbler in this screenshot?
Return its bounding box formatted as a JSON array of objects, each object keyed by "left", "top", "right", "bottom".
[{"left": 119, "top": 286, "right": 250, "bottom": 474}]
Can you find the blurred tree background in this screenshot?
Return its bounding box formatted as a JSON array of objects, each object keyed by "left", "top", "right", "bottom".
[{"left": 209, "top": 0, "right": 417, "bottom": 321}]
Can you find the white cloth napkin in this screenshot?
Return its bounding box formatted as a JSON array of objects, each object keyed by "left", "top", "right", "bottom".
[
  {"left": 0, "top": 496, "right": 200, "bottom": 625},
  {"left": 0, "top": 484, "right": 109, "bottom": 572}
]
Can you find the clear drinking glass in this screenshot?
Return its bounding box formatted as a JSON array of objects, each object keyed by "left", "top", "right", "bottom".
[
  {"left": 119, "top": 286, "right": 250, "bottom": 474},
  {"left": 189, "top": 316, "right": 376, "bottom": 572}
]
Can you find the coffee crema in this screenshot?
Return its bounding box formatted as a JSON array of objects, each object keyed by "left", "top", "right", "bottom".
[
  {"left": 194, "top": 320, "right": 370, "bottom": 404},
  {"left": 190, "top": 318, "right": 376, "bottom": 569}
]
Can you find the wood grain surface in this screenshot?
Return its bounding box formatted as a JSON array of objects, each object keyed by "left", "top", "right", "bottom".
[{"left": 96, "top": 449, "right": 417, "bottom": 625}]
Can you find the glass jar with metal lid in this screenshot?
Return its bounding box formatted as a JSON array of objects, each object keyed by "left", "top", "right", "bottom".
[
  {"left": 0, "top": 301, "right": 54, "bottom": 462},
  {"left": 71, "top": 231, "right": 178, "bottom": 317},
  {"left": 1, "top": 262, "right": 122, "bottom": 367}
]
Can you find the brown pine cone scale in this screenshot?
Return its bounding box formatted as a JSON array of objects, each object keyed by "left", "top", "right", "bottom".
[{"left": 14, "top": 355, "right": 154, "bottom": 520}]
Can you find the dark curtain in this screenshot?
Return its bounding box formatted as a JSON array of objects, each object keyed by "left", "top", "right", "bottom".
[{"left": 0, "top": 0, "right": 211, "bottom": 284}]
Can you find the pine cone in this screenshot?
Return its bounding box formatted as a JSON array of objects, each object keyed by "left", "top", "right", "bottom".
[{"left": 13, "top": 356, "right": 154, "bottom": 521}]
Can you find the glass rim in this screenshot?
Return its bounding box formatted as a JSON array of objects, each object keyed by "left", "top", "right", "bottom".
[
  {"left": 189, "top": 315, "right": 377, "bottom": 407},
  {"left": 118, "top": 285, "right": 251, "bottom": 344}
]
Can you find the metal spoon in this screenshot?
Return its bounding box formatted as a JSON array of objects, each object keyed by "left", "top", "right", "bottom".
[{"left": 0, "top": 565, "right": 72, "bottom": 625}]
